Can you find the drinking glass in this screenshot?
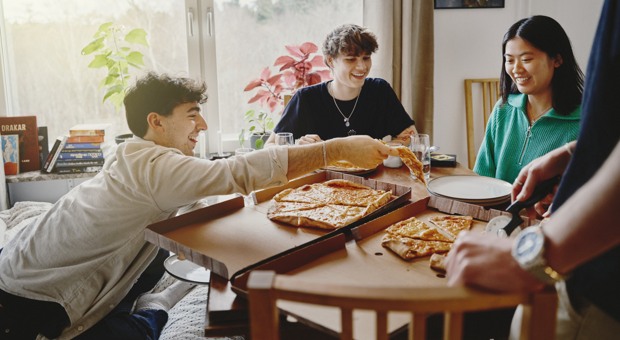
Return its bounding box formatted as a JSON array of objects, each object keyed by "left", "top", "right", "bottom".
[
  {"left": 383, "top": 141, "right": 403, "bottom": 168},
  {"left": 275, "top": 132, "right": 294, "bottom": 146},
  {"left": 410, "top": 134, "right": 431, "bottom": 181}
]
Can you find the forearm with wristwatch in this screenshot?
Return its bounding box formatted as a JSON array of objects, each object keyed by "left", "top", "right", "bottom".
[{"left": 512, "top": 225, "right": 570, "bottom": 285}]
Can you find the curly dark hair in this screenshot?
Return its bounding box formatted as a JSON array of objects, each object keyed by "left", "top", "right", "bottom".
[
  {"left": 500, "top": 15, "right": 584, "bottom": 115},
  {"left": 124, "top": 72, "right": 208, "bottom": 138},
  {"left": 322, "top": 24, "right": 378, "bottom": 66}
]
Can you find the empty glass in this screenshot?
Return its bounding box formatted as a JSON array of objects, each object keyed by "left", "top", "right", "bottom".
[
  {"left": 410, "top": 134, "right": 431, "bottom": 181},
  {"left": 275, "top": 132, "right": 294, "bottom": 146}
]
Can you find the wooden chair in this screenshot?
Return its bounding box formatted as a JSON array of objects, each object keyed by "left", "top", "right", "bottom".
[
  {"left": 247, "top": 270, "right": 557, "bottom": 340},
  {"left": 464, "top": 78, "right": 501, "bottom": 169}
]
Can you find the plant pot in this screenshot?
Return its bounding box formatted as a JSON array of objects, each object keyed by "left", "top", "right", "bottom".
[
  {"left": 115, "top": 133, "right": 134, "bottom": 144},
  {"left": 250, "top": 133, "right": 270, "bottom": 149}
]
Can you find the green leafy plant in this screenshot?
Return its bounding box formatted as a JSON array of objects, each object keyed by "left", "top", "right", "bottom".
[
  {"left": 240, "top": 42, "right": 331, "bottom": 149},
  {"left": 239, "top": 109, "right": 275, "bottom": 149},
  {"left": 81, "top": 22, "right": 149, "bottom": 111}
]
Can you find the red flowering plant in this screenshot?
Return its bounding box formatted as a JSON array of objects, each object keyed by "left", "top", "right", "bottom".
[{"left": 240, "top": 42, "right": 331, "bottom": 149}]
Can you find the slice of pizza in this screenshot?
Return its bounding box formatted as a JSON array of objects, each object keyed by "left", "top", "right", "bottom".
[
  {"left": 272, "top": 186, "right": 318, "bottom": 204},
  {"left": 429, "top": 253, "right": 448, "bottom": 273},
  {"left": 316, "top": 180, "right": 393, "bottom": 208},
  {"left": 381, "top": 234, "right": 452, "bottom": 260},
  {"left": 428, "top": 215, "right": 474, "bottom": 241},
  {"left": 268, "top": 203, "right": 367, "bottom": 230},
  {"left": 385, "top": 216, "right": 452, "bottom": 242},
  {"left": 394, "top": 146, "right": 426, "bottom": 184}
]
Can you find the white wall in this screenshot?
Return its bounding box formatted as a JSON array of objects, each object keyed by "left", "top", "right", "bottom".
[{"left": 433, "top": 0, "right": 604, "bottom": 166}]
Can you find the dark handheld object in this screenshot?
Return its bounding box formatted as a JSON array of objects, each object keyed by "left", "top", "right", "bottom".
[{"left": 501, "top": 176, "right": 561, "bottom": 236}]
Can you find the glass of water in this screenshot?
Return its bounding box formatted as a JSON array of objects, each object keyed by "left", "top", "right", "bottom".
[
  {"left": 410, "top": 134, "right": 431, "bottom": 181},
  {"left": 275, "top": 132, "right": 294, "bottom": 146}
]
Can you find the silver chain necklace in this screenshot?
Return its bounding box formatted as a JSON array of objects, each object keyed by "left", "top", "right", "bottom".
[{"left": 329, "top": 82, "right": 360, "bottom": 127}]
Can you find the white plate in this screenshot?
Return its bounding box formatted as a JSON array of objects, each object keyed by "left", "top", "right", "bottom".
[
  {"left": 427, "top": 175, "right": 512, "bottom": 200},
  {"left": 164, "top": 255, "right": 211, "bottom": 284}
]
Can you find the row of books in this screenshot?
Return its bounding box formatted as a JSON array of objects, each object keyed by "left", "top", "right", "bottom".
[{"left": 43, "top": 124, "right": 109, "bottom": 174}]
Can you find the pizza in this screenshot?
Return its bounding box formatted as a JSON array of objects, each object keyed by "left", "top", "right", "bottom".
[
  {"left": 381, "top": 214, "right": 473, "bottom": 261},
  {"left": 268, "top": 179, "right": 393, "bottom": 230},
  {"left": 394, "top": 146, "right": 426, "bottom": 184},
  {"left": 428, "top": 215, "right": 473, "bottom": 241},
  {"left": 385, "top": 216, "right": 452, "bottom": 242},
  {"left": 429, "top": 253, "right": 447, "bottom": 273},
  {"left": 381, "top": 234, "right": 452, "bottom": 260}
]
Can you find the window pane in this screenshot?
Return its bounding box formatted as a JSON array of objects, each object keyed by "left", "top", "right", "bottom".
[
  {"left": 1, "top": 0, "right": 189, "bottom": 142},
  {"left": 213, "top": 0, "right": 362, "bottom": 142}
]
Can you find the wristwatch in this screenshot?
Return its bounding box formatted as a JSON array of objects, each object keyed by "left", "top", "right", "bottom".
[{"left": 511, "top": 226, "right": 567, "bottom": 285}]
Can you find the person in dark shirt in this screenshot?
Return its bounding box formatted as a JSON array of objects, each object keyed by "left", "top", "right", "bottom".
[
  {"left": 266, "top": 24, "right": 416, "bottom": 147},
  {"left": 446, "top": 1, "right": 620, "bottom": 338}
]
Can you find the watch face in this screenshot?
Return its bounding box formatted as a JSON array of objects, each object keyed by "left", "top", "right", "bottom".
[{"left": 514, "top": 229, "right": 544, "bottom": 265}]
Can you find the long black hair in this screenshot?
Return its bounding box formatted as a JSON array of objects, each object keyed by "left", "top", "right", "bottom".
[{"left": 500, "top": 15, "right": 584, "bottom": 115}]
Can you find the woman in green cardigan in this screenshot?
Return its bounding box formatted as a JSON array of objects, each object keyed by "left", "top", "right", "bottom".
[{"left": 474, "top": 15, "right": 583, "bottom": 184}]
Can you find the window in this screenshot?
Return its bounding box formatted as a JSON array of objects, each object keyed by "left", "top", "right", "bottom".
[
  {"left": 0, "top": 0, "right": 362, "bottom": 154},
  {"left": 0, "top": 0, "right": 189, "bottom": 142},
  {"left": 206, "top": 0, "right": 362, "bottom": 151}
]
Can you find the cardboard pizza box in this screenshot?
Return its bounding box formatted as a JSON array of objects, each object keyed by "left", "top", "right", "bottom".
[
  {"left": 228, "top": 195, "right": 540, "bottom": 338},
  {"left": 144, "top": 170, "right": 412, "bottom": 281}
]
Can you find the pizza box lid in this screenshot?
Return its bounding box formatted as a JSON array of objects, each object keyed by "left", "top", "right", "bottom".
[{"left": 144, "top": 170, "right": 412, "bottom": 280}]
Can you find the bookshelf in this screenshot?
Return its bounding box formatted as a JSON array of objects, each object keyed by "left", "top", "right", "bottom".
[{"left": 5, "top": 170, "right": 97, "bottom": 207}]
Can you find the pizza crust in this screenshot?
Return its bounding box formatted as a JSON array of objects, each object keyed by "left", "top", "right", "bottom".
[
  {"left": 381, "top": 234, "right": 452, "bottom": 260},
  {"left": 429, "top": 253, "right": 448, "bottom": 273}
]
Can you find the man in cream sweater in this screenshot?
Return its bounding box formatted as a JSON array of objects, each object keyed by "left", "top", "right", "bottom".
[{"left": 0, "top": 72, "right": 397, "bottom": 339}]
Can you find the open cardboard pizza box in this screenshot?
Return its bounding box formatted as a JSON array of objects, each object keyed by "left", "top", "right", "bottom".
[
  {"left": 144, "top": 170, "right": 412, "bottom": 281},
  {"left": 227, "top": 195, "right": 541, "bottom": 338}
]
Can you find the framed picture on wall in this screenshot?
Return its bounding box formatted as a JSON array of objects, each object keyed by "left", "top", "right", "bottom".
[{"left": 434, "top": 0, "right": 505, "bottom": 9}]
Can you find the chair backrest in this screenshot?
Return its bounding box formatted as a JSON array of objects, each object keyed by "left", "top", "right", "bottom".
[
  {"left": 464, "top": 78, "right": 501, "bottom": 169},
  {"left": 247, "top": 270, "right": 557, "bottom": 340}
]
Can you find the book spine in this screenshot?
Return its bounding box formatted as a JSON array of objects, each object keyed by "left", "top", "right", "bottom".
[
  {"left": 54, "top": 159, "right": 105, "bottom": 168},
  {"left": 60, "top": 148, "right": 101, "bottom": 153},
  {"left": 45, "top": 136, "right": 68, "bottom": 173},
  {"left": 42, "top": 137, "right": 62, "bottom": 171},
  {"left": 57, "top": 151, "right": 104, "bottom": 160},
  {"left": 63, "top": 142, "right": 102, "bottom": 150},
  {"left": 66, "top": 135, "right": 105, "bottom": 143},
  {"left": 69, "top": 129, "right": 105, "bottom": 136},
  {"left": 56, "top": 166, "right": 103, "bottom": 174}
]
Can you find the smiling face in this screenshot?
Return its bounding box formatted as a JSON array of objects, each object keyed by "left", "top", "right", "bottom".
[
  {"left": 504, "top": 37, "right": 561, "bottom": 97},
  {"left": 154, "top": 101, "right": 207, "bottom": 156},
  {"left": 328, "top": 52, "right": 372, "bottom": 91}
]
